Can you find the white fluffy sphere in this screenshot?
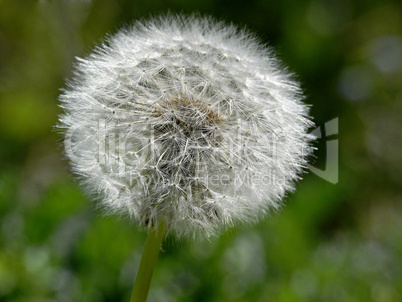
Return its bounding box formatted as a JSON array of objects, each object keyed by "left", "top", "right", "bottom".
[{"left": 59, "top": 15, "right": 314, "bottom": 238}]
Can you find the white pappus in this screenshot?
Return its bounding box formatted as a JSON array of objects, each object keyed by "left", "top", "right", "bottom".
[{"left": 58, "top": 14, "right": 315, "bottom": 238}]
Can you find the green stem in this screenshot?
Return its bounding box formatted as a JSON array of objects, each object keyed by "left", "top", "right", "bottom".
[{"left": 130, "top": 222, "right": 166, "bottom": 302}]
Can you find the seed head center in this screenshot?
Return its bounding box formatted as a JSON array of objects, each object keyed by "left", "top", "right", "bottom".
[{"left": 151, "top": 98, "right": 223, "bottom": 143}]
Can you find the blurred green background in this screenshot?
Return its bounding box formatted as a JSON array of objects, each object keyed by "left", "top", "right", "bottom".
[{"left": 0, "top": 0, "right": 401, "bottom": 301}]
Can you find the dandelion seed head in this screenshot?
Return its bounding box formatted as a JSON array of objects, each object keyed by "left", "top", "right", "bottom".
[{"left": 59, "top": 15, "right": 314, "bottom": 238}]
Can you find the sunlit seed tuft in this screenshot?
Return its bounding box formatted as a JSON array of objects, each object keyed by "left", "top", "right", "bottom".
[{"left": 58, "top": 14, "right": 315, "bottom": 238}]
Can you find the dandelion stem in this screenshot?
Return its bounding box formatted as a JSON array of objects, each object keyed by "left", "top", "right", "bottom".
[{"left": 130, "top": 222, "right": 166, "bottom": 302}]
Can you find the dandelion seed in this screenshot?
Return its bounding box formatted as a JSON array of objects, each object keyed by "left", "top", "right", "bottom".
[{"left": 59, "top": 15, "right": 314, "bottom": 239}]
